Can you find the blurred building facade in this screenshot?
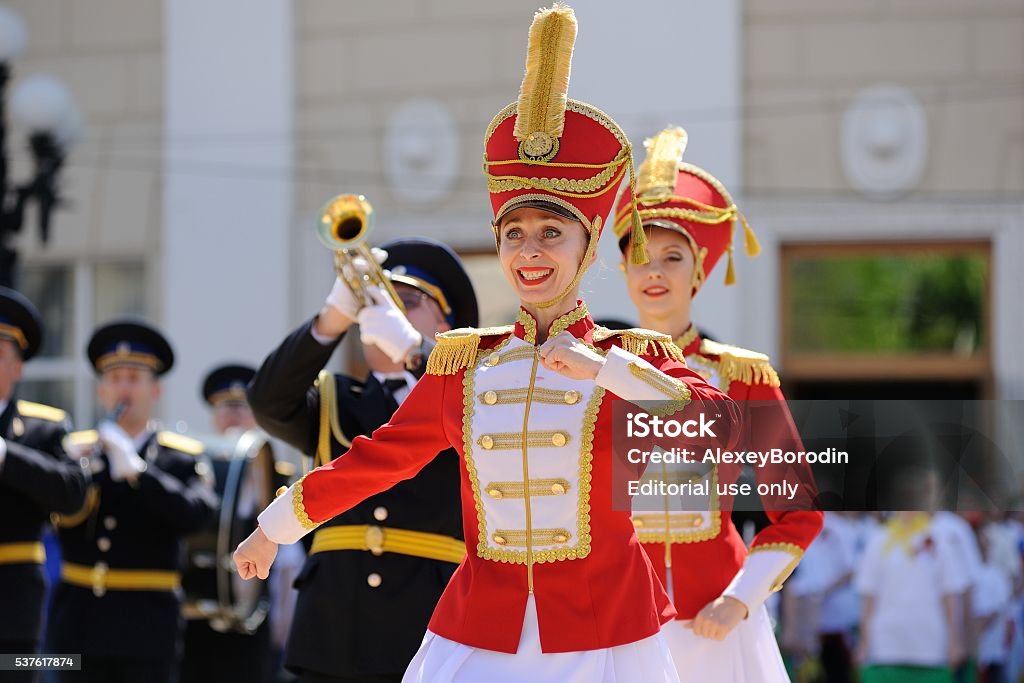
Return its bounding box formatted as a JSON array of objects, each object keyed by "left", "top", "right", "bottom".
[{"left": 4, "top": 0, "right": 1021, "bottom": 432}]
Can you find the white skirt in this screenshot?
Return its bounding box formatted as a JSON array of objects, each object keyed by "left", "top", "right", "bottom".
[
  {"left": 661, "top": 570, "right": 790, "bottom": 683},
  {"left": 403, "top": 595, "right": 681, "bottom": 683}
]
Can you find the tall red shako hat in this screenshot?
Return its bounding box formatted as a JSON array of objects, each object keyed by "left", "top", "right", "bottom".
[
  {"left": 484, "top": 3, "right": 647, "bottom": 308},
  {"left": 612, "top": 126, "right": 760, "bottom": 286}
]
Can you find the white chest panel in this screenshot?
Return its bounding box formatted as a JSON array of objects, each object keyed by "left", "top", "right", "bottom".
[{"left": 462, "top": 337, "right": 603, "bottom": 564}]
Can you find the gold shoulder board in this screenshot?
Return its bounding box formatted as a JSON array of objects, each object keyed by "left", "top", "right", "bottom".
[
  {"left": 699, "top": 339, "right": 780, "bottom": 388},
  {"left": 592, "top": 326, "right": 684, "bottom": 362},
  {"left": 426, "top": 325, "right": 514, "bottom": 376},
  {"left": 66, "top": 430, "right": 99, "bottom": 447},
  {"left": 16, "top": 400, "right": 68, "bottom": 423},
  {"left": 157, "top": 431, "right": 205, "bottom": 456}
]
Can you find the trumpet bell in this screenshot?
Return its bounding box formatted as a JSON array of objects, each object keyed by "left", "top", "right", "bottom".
[{"left": 317, "top": 193, "right": 374, "bottom": 249}]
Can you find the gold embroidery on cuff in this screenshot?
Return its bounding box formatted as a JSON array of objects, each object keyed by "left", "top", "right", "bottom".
[
  {"left": 627, "top": 361, "right": 692, "bottom": 416},
  {"left": 749, "top": 542, "right": 805, "bottom": 592},
  {"left": 292, "top": 474, "right": 322, "bottom": 531}
]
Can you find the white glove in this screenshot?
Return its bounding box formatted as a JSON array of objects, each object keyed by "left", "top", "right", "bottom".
[
  {"left": 98, "top": 421, "right": 147, "bottom": 481},
  {"left": 324, "top": 247, "right": 389, "bottom": 320},
  {"left": 357, "top": 285, "right": 422, "bottom": 364},
  {"left": 0, "top": 436, "right": 7, "bottom": 473}
]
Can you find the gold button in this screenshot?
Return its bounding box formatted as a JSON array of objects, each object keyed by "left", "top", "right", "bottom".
[
  {"left": 373, "top": 506, "right": 388, "bottom": 522},
  {"left": 97, "top": 537, "right": 111, "bottom": 552},
  {"left": 479, "top": 435, "right": 494, "bottom": 450},
  {"left": 550, "top": 483, "right": 566, "bottom": 495},
  {"left": 493, "top": 534, "right": 507, "bottom": 546},
  {"left": 275, "top": 486, "right": 288, "bottom": 498},
  {"left": 487, "top": 488, "right": 503, "bottom": 499},
  {"left": 483, "top": 391, "right": 498, "bottom": 405},
  {"left": 564, "top": 390, "right": 580, "bottom": 405},
  {"left": 551, "top": 432, "right": 567, "bottom": 447},
  {"left": 367, "top": 573, "right": 382, "bottom": 588},
  {"left": 552, "top": 534, "right": 569, "bottom": 544},
  {"left": 633, "top": 518, "right": 645, "bottom": 528},
  {"left": 691, "top": 515, "right": 704, "bottom": 528},
  {"left": 484, "top": 353, "right": 500, "bottom": 367},
  {"left": 103, "top": 516, "right": 117, "bottom": 531}
]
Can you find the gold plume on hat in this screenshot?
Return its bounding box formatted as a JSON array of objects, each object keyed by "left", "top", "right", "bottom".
[
  {"left": 637, "top": 126, "right": 688, "bottom": 198},
  {"left": 513, "top": 3, "right": 577, "bottom": 160}
]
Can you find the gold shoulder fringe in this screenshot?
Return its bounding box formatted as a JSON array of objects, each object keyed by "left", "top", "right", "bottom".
[
  {"left": 16, "top": 400, "right": 67, "bottom": 423},
  {"left": 157, "top": 431, "right": 204, "bottom": 456},
  {"left": 426, "top": 326, "right": 513, "bottom": 376},
  {"left": 700, "top": 339, "right": 781, "bottom": 388},
  {"left": 592, "top": 326, "right": 685, "bottom": 362}
]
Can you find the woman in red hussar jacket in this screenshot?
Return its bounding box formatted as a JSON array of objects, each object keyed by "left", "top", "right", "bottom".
[
  {"left": 235, "top": 5, "right": 742, "bottom": 682},
  {"left": 613, "top": 126, "right": 824, "bottom": 682}
]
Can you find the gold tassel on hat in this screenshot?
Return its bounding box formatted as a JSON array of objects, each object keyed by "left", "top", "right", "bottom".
[
  {"left": 514, "top": 3, "right": 577, "bottom": 161},
  {"left": 740, "top": 212, "right": 761, "bottom": 257},
  {"left": 725, "top": 246, "right": 737, "bottom": 286},
  {"left": 628, "top": 154, "right": 650, "bottom": 265}
]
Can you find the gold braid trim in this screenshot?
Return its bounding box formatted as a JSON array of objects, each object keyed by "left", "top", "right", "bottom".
[
  {"left": 426, "top": 326, "right": 513, "bottom": 375},
  {"left": 627, "top": 362, "right": 692, "bottom": 417},
  {"left": 52, "top": 485, "right": 100, "bottom": 529},
  {"left": 514, "top": 4, "right": 577, "bottom": 149},
  {"left": 699, "top": 339, "right": 781, "bottom": 388},
  {"left": 292, "top": 473, "right": 321, "bottom": 531},
  {"left": 749, "top": 542, "right": 805, "bottom": 592},
  {"left": 637, "top": 126, "right": 689, "bottom": 198},
  {"left": 314, "top": 371, "right": 351, "bottom": 469}
]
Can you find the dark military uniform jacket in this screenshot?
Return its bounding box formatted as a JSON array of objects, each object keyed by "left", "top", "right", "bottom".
[
  {"left": 248, "top": 318, "right": 463, "bottom": 679},
  {"left": 47, "top": 428, "right": 217, "bottom": 659},
  {"left": 0, "top": 399, "right": 87, "bottom": 646}
]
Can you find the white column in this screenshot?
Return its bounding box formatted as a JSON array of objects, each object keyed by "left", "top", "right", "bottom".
[
  {"left": 162, "top": 0, "right": 294, "bottom": 433},
  {"left": 574, "top": 0, "right": 743, "bottom": 342}
]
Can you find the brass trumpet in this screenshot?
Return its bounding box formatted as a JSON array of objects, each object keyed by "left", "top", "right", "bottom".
[{"left": 315, "top": 193, "right": 404, "bottom": 312}]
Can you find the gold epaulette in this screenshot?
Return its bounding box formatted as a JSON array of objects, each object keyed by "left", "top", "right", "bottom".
[
  {"left": 66, "top": 429, "right": 99, "bottom": 447},
  {"left": 592, "top": 326, "right": 685, "bottom": 362},
  {"left": 16, "top": 400, "right": 67, "bottom": 423},
  {"left": 699, "top": 339, "right": 781, "bottom": 388},
  {"left": 425, "top": 326, "right": 514, "bottom": 376},
  {"left": 157, "top": 431, "right": 204, "bottom": 456}
]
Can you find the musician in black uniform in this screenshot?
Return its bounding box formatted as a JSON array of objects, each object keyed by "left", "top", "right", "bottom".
[
  {"left": 248, "top": 237, "right": 478, "bottom": 683},
  {"left": 47, "top": 320, "right": 218, "bottom": 683},
  {"left": 0, "top": 288, "right": 88, "bottom": 682}
]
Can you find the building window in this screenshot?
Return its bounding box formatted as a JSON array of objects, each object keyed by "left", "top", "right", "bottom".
[{"left": 781, "top": 241, "right": 992, "bottom": 398}]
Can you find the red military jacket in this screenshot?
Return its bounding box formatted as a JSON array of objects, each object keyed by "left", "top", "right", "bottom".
[
  {"left": 259, "top": 302, "right": 740, "bottom": 654},
  {"left": 635, "top": 326, "right": 824, "bottom": 619}
]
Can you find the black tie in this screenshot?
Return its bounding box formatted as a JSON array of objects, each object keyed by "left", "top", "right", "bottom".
[{"left": 383, "top": 378, "right": 407, "bottom": 395}]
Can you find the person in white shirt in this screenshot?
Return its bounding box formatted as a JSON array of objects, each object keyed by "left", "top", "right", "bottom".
[{"left": 856, "top": 512, "right": 970, "bottom": 683}]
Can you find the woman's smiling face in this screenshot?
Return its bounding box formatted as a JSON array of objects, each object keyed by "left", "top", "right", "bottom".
[
  {"left": 497, "top": 207, "right": 589, "bottom": 306},
  {"left": 623, "top": 226, "right": 698, "bottom": 317}
]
